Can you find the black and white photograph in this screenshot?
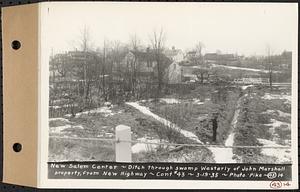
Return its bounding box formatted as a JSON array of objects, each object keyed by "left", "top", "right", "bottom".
[{"left": 47, "top": 2, "right": 296, "bottom": 166}]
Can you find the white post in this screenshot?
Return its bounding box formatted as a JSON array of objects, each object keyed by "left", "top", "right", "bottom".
[{"left": 115, "top": 125, "right": 132, "bottom": 162}]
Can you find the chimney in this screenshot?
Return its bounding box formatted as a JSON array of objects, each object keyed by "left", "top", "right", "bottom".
[
  {"left": 172, "top": 46, "right": 175, "bottom": 50},
  {"left": 146, "top": 47, "right": 150, "bottom": 52}
]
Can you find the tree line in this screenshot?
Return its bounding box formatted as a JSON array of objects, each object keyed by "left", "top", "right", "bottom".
[{"left": 49, "top": 27, "right": 171, "bottom": 117}]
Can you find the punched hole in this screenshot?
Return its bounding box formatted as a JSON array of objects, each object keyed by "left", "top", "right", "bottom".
[
  {"left": 11, "top": 40, "right": 21, "bottom": 50},
  {"left": 13, "top": 143, "right": 22, "bottom": 152}
]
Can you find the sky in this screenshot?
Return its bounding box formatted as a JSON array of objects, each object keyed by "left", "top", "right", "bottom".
[{"left": 43, "top": 2, "right": 298, "bottom": 56}]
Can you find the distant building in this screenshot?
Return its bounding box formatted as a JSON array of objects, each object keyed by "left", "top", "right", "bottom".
[
  {"left": 233, "top": 77, "right": 269, "bottom": 85},
  {"left": 122, "top": 50, "right": 155, "bottom": 74},
  {"left": 185, "top": 51, "right": 197, "bottom": 61},
  {"left": 204, "top": 53, "right": 219, "bottom": 63},
  {"left": 164, "top": 46, "right": 184, "bottom": 62},
  {"left": 179, "top": 64, "right": 212, "bottom": 83},
  {"left": 153, "top": 59, "right": 212, "bottom": 84},
  {"left": 281, "top": 51, "right": 292, "bottom": 69},
  {"left": 165, "top": 62, "right": 182, "bottom": 84},
  {"left": 121, "top": 49, "right": 172, "bottom": 80},
  {"left": 204, "top": 53, "right": 238, "bottom": 65},
  {"left": 49, "top": 50, "right": 100, "bottom": 82}
]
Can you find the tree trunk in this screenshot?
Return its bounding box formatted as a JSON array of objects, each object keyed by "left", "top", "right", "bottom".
[
  {"left": 269, "top": 71, "right": 273, "bottom": 90},
  {"left": 212, "top": 117, "right": 218, "bottom": 142},
  {"left": 83, "top": 53, "right": 88, "bottom": 108}
]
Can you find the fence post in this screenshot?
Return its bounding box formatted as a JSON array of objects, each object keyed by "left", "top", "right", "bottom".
[{"left": 115, "top": 125, "right": 132, "bottom": 162}]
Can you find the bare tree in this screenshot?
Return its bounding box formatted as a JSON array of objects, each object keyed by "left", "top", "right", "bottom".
[
  {"left": 130, "top": 33, "right": 141, "bottom": 51},
  {"left": 110, "top": 40, "right": 131, "bottom": 101},
  {"left": 193, "top": 68, "right": 209, "bottom": 84},
  {"left": 51, "top": 53, "right": 70, "bottom": 78},
  {"left": 79, "top": 25, "right": 91, "bottom": 52},
  {"left": 266, "top": 44, "right": 273, "bottom": 90},
  {"left": 188, "top": 42, "right": 205, "bottom": 66},
  {"left": 150, "top": 28, "right": 166, "bottom": 96},
  {"left": 101, "top": 39, "right": 108, "bottom": 101},
  {"left": 128, "top": 34, "right": 143, "bottom": 96},
  {"left": 79, "top": 25, "right": 92, "bottom": 107},
  {"left": 195, "top": 41, "right": 205, "bottom": 62}
]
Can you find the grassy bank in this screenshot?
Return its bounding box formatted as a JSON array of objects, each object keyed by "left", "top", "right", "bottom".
[
  {"left": 49, "top": 100, "right": 215, "bottom": 162},
  {"left": 233, "top": 86, "right": 291, "bottom": 163},
  {"left": 143, "top": 85, "right": 241, "bottom": 145}
]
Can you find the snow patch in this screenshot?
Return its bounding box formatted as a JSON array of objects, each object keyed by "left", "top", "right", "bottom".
[
  {"left": 241, "top": 85, "right": 254, "bottom": 90},
  {"left": 126, "top": 102, "right": 202, "bottom": 143},
  {"left": 262, "top": 93, "right": 291, "bottom": 104},
  {"left": 208, "top": 145, "right": 235, "bottom": 163},
  {"left": 50, "top": 124, "right": 84, "bottom": 134},
  {"left": 277, "top": 111, "right": 291, "bottom": 118},
  {"left": 131, "top": 138, "right": 162, "bottom": 153},
  {"left": 208, "top": 133, "right": 236, "bottom": 162},
  {"left": 262, "top": 110, "right": 291, "bottom": 118},
  {"left": 49, "top": 117, "right": 70, "bottom": 123},
  {"left": 192, "top": 99, "right": 204, "bottom": 105},
  {"left": 160, "top": 98, "right": 181, "bottom": 104},
  {"left": 104, "top": 102, "right": 112, "bottom": 107},
  {"left": 73, "top": 125, "right": 84, "bottom": 130},
  {"left": 105, "top": 133, "right": 114, "bottom": 138},
  {"left": 49, "top": 106, "right": 62, "bottom": 109},
  {"left": 211, "top": 64, "right": 280, "bottom": 73},
  {"left": 65, "top": 106, "right": 116, "bottom": 118},
  {"left": 198, "top": 114, "right": 208, "bottom": 121},
  {"left": 265, "top": 119, "right": 290, "bottom": 129},
  {"left": 50, "top": 125, "right": 72, "bottom": 133},
  {"left": 258, "top": 138, "right": 291, "bottom": 163}
]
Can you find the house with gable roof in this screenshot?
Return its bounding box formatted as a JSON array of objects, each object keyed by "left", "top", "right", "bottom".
[
  {"left": 164, "top": 46, "right": 184, "bottom": 62},
  {"left": 121, "top": 48, "right": 172, "bottom": 82}
]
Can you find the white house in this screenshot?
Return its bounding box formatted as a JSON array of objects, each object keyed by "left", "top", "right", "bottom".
[
  {"left": 164, "top": 46, "right": 184, "bottom": 62},
  {"left": 165, "top": 62, "right": 182, "bottom": 84}
]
